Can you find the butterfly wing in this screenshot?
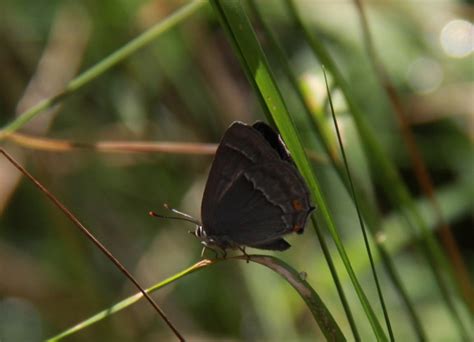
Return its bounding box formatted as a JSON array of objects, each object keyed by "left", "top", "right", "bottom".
[
  {"left": 248, "top": 239, "right": 291, "bottom": 251},
  {"left": 201, "top": 122, "right": 281, "bottom": 230},
  {"left": 252, "top": 121, "right": 293, "bottom": 163},
  {"left": 208, "top": 161, "right": 312, "bottom": 249}
]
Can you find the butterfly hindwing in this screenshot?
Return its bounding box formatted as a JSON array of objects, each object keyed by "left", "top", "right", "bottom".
[
  {"left": 207, "top": 162, "right": 312, "bottom": 247},
  {"left": 248, "top": 239, "right": 291, "bottom": 251}
]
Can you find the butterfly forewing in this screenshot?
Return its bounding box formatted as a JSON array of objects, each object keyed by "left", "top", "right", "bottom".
[{"left": 201, "top": 122, "right": 281, "bottom": 228}]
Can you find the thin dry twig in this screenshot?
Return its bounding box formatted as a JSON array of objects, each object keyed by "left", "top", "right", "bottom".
[
  {"left": 0, "top": 148, "right": 185, "bottom": 341},
  {"left": 6, "top": 131, "right": 328, "bottom": 162},
  {"left": 8, "top": 132, "right": 218, "bottom": 155}
]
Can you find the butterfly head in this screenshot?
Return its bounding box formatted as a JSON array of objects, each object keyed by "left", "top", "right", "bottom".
[
  {"left": 193, "top": 224, "right": 207, "bottom": 240},
  {"left": 192, "top": 225, "right": 219, "bottom": 246}
]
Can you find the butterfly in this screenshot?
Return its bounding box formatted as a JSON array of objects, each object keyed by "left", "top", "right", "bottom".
[
  {"left": 151, "top": 121, "right": 313, "bottom": 257},
  {"left": 195, "top": 121, "right": 314, "bottom": 255}
]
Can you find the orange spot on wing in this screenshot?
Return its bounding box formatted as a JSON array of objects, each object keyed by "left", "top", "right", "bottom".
[
  {"left": 292, "top": 224, "right": 303, "bottom": 233},
  {"left": 292, "top": 199, "right": 304, "bottom": 211}
]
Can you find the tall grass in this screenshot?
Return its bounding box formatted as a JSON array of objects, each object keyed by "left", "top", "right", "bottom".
[{"left": 0, "top": 0, "right": 471, "bottom": 340}]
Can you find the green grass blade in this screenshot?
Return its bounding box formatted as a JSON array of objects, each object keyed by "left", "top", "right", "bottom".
[
  {"left": 383, "top": 181, "right": 473, "bottom": 256},
  {"left": 310, "top": 215, "right": 360, "bottom": 340},
  {"left": 46, "top": 259, "right": 211, "bottom": 341},
  {"left": 0, "top": 0, "right": 206, "bottom": 139},
  {"left": 284, "top": 0, "right": 469, "bottom": 338},
  {"left": 248, "top": 2, "right": 426, "bottom": 339},
  {"left": 210, "top": 0, "right": 388, "bottom": 340},
  {"left": 47, "top": 256, "right": 344, "bottom": 341},
  {"left": 324, "top": 68, "right": 395, "bottom": 341},
  {"left": 355, "top": 0, "right": 473, "bottom": 314},
  {"left": 251, "top": 256, "right": 346, "bottom": 341},
  {"left": 246, "top": 1, "right": 360, "bottom": 338}
]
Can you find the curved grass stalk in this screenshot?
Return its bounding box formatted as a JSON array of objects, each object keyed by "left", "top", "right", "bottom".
[{"left": 47, "top": 256, "right": 345, "bottom": 341}]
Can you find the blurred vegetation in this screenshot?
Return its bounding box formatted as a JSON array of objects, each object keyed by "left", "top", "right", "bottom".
[{"left": 0, "top": 0, "right": 472, "bottom": 341}]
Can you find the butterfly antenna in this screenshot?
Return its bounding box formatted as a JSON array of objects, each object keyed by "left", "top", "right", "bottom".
[
  {"left": 149, "top": 203, "right": 201, "bottom": 226},
  {"left": 164, "top": 203, "right": 198, "bottom": 222}
]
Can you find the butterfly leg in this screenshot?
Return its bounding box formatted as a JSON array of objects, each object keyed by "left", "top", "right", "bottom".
[
  {"left": 239, "top": 246, "right": 250, "bottom": 263},
  {"left": 201, "top": 246, "right": 217, "bottom": 259},
  {"left": 201, "top": 245, "right": 227, "bottom": 259}
]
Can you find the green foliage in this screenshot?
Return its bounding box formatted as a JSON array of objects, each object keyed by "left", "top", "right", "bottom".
[{"left": 0, "top": 0, "right": 472, "bottom": 341}]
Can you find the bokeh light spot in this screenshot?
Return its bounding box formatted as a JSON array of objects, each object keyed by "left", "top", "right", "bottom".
[
  {"left": 406, "top": 57, "right": 443, "bottom": 94},
  {"left": 440, "top": 19, "right": 473, "bottom": 58}
]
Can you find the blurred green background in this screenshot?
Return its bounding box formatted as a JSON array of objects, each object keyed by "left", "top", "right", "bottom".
[{"left": 0, "top": 0, "right": 472, "bottom": 341}]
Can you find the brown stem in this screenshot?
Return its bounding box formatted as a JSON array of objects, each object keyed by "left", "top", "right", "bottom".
[
  {"left": 6, "top": 132, "right": 328, "bottom": 162},
  {"left": 354, "top": 0, "right": 473, "bottom": 311},
  {"left": 7, "top": 132, "right": 217, "bottom": 155},
  {"left": 0, "top": 148, "right": 185, "bottom": 341}
]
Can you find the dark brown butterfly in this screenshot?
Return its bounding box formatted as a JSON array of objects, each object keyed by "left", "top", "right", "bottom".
[
  {"left": 196, "top": 121, "right": 313, "bottom": 254},
  {"left": 151, "top": 121, "right": 313, "bottom": 257}
]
